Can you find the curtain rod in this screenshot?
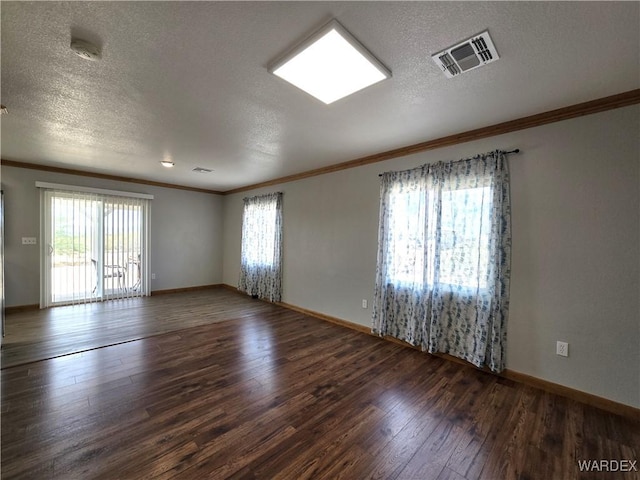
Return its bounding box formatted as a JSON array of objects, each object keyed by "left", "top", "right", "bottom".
[{"left": 378, "top": 149, "right": 521, "bottom": 177}]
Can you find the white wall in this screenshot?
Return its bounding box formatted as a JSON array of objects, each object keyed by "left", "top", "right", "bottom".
[
  {"left": 223, "top": 105, "right": 640, "bottom": 408},
  {"left": 2, "top": 166, "right": 223, "bottom": 306}
]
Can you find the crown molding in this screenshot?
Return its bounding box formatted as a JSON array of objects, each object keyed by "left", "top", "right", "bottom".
[
  {"left": 3, "top": 89, "right": 638, "bottom": 196},
  {"left": 0, "top": 159, "right": 224, "bottom": 195},
  {"left": 223, "top": 88, "right": 640, "bottom": 195}
]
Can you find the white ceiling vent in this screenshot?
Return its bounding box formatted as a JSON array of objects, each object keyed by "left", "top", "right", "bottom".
[
  {"left": 192, "top": 167, "right": 213, "bottom": 173},
  {"left": 432, "top": 30, "right": 499, "bottom": 78},
  {"left": 70, "top": 39, "right": 102, "bottom": 61}
]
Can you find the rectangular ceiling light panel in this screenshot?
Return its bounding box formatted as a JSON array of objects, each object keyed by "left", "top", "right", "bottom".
[{"left": 269, "top": 20, "right": 391, "bottom": 104}]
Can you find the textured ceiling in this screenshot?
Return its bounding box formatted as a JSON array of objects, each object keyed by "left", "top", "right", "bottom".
[{"left": 1, "top": 1, "right": 639, "bottom": 191}]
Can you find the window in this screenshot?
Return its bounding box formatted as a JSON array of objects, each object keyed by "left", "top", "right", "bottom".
[
  {"left": 432, "top": 185, "right": 492, "bottom": 289},
  {"left": 384, "top": 181, "right": 491, "bottom": 291},
  {"left": 385, "top": 183, "right": 426, "bottom": 287},
  {"left": 238, "top": 192, "right": 283, "bottom": 302},
  {"left": 372, "top": 152, "right": 511, "bottom": 373},
  {"left": 242, "top": 201, "right": 278, "bottom": 268},
  {"left": 38, "top": 182, "right": 151, "bottom": 307}
]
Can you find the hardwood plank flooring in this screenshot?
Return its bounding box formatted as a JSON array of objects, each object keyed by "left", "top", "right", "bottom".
[
  {"left": 2, "top": 292, "right": 639, "bottom": 479},
  {"left": 1, "top": 287, "right": 276, "bottom": 368}
]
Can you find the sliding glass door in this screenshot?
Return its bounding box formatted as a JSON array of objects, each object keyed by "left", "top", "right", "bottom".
[{"left": 39, "top": 184, "right": 151, "bottom": 307}]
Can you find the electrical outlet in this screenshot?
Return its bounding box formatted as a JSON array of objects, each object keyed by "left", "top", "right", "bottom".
[
  {"left": 22, "top": 237, "right": 37, "bottom": 245},
  {"left": 556, "top": 341, "right": 569, "bottom": 357},
  {"left": 151, "top": 273, "right": 156, "bottom": 280},
  {"left": 362, "top": 299, "right": 368, "bottom": 309}
]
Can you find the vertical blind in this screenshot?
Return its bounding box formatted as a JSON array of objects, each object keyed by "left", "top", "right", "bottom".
[{"left": 38, "top": 183, "right": 152, "bottom": 307}]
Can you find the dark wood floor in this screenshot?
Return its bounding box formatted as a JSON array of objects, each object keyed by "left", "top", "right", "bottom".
[
  {"left": 2, "top": 292, "right": 639, "bottom": 479},
  {"left": 1, "top": 288, "right": 272, "bottom": 368}
]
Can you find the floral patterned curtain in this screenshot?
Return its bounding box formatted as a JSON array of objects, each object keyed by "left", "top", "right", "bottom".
[
  {"left": 372, "top": 151, "right": 511, "bottom": 372},
  {"left": 238, "top": 192, "right": 283, "bottom": 302}
]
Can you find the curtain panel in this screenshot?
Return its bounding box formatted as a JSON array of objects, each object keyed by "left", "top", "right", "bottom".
[
  {"left": 238, "top": 192, "right": 283, "bottom": 302},
  {"left": 372, "top": 151, "right": 511, "bottom": 372}
]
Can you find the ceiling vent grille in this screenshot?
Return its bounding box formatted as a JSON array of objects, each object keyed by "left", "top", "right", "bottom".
[
  {"left": 432, "top": 30, "right": 499, "bottom": 78},
  {"left": 192, "top": 167, "right": 213, "bottom": 173}
]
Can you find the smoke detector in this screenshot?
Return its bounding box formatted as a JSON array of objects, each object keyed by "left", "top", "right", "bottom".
[
  {"left": 70, "top": 39, "right": 101, "bottom": 61},
  {"left": 432, "top": 31, "right": 499, "bottom": 78}
]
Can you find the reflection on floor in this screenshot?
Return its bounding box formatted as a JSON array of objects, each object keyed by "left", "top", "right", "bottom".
[{"left": 1, "top": 287, "right": 275, "bottom": 368}]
